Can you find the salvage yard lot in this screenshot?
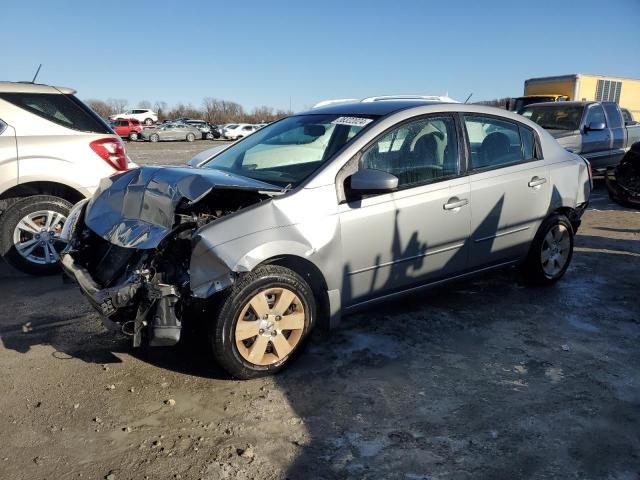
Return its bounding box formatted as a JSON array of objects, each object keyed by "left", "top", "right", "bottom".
[{"left": 0, "top": 142, "right": 639, "bottom": 479}]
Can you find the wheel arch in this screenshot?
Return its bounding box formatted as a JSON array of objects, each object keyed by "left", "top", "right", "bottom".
[
  {"left": 258, "top": 254, "right": 331, "bottom": 331},
  {"left": 549, "top": 206, "right": 580, "bottom": 232},
  {"left": 0, "top": 181, "right": 86, "bottom": 205}
]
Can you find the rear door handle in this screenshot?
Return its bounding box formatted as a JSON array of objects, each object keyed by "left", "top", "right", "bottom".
[
  {"left": 528, "top": 176, "right": 547, "bottom": 188},
  {"left": 443, "top": 197, "right": 469, "bottom": 211}
]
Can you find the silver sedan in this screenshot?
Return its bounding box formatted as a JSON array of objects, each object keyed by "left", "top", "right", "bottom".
[{"left": 141, "top": 123, "right": 202, "bottom": 142}]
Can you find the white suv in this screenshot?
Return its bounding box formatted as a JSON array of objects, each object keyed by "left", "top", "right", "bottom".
[
  {"left": 109, "top": 109, "right": 157, "bottom": 125},
  {"left": 222, "top": 123, "right": 258, "bottom": 140},
  {"left": 0, "top": 82, "right": 131, "bottom": 275}
]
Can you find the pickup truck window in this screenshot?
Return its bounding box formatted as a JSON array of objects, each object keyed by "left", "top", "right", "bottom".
[
  {"left": 584, "top": 104, "right": 606, "bottom": 127},
  {"left": 521, "top": 105, "right": 583, "bottom": 131},
  {"left": 603, "top": 103, "right": 623, "bottom": 129}
]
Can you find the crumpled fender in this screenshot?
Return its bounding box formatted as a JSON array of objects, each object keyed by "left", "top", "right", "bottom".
[{"left": 189, "top": 186, "right": 341, "bottom": 298}]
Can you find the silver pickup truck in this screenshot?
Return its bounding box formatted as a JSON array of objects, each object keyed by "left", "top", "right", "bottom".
[{"left": 522, "top": 101, "right": 640, "bottom": 171}]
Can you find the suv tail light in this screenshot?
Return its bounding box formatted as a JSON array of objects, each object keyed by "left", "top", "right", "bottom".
[{"left": 90, "top": 138, "right": 128, "bottom": 171}]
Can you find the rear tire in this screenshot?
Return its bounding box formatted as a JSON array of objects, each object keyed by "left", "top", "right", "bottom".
[
  {"left": 210, "top": 265, "right": 316, "bottom": 379},
  {"left": 522, "top": 213, "right": 574, "bottom": 286},
  {"left": 0, "top": 195, "right": 73, "bottom": 275},
  {"left": 149, "top": 133, "right": 159, "bottom": 142},
  {"left": 186, "top": 133, "right": 196, "bottom": 142},
  {"left": 129, "top": 131, "right": 139, "bottom": 141},
  {"left": 144, "top": 118, "right": 153, "bottom": 125}
]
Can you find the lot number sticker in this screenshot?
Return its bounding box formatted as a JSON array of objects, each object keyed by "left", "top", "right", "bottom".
[{"left": 331, "top": 116, "right": 373, "bottom": 127}]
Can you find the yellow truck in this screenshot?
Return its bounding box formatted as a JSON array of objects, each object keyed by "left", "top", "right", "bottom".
[{"left": 511, "top": 74, "right": 640, "bottom": 120}]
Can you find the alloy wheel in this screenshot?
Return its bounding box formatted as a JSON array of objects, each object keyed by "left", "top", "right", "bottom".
[
  {"left": 235, "top": 287, "right": 305, "bottom": 366},
  {"left": 540, "top": 224, "right": 570, "bottom": 277},
  {"left": 12, "top": 210, "right": 66, "bottom": 265}
]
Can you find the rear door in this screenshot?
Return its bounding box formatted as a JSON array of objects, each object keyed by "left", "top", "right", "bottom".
[
  {"left": 0, "top": 118, "right": 18, "bottom": 195},
  {"left": 463, "top": 114, "right": 550, "bottom": 269},
  {"left": 602, "top": 102, "right": 626, "bottom": 164}
]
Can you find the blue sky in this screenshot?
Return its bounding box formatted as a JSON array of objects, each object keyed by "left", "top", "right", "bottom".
[{"left": 2, "top": 0, "right": 639, "bottom": 112}]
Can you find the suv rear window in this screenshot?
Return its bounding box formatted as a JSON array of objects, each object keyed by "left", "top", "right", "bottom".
[{"left": 0, "top": 92, "right": 112, "bottom": 134}]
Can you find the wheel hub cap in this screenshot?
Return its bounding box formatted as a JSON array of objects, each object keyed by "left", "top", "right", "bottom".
[
  {"left": 234, "top": 287, "right": 305, "bottom": 366},
  {"left": 540, "top": 224, "right": 570, "bottom": 278}
]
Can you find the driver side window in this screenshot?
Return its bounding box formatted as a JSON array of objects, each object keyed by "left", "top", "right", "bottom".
[
  {"left": 584, "top": 105, "right": 606, "bottom": 127},
  {"left": 361, "top": 116, "right": 459, "bottom": 188}
]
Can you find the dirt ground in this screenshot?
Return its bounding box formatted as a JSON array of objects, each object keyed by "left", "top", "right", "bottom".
[{"left": 1, "top": 141, "right": 639, "bottom": 480}]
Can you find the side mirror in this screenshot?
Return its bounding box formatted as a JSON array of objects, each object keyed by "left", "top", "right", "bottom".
[
  {"left": 585, "top": 122, "right": 606, "bottom": 132},
  {"left": 348, "top": 169, "right": 398, "bottom": 195}
]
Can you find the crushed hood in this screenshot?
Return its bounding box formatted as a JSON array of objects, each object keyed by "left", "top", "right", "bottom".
[{"left": 84, "top": 166, "right": 280, "bottom": 249}]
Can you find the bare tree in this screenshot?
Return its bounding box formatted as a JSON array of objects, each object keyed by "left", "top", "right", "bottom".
[
  {"left": 85, "top": 99, "right": 112, "bottom": 118},
  {"left": 107, "top": 98, "right": 128, "bottom": 114},
  {"left": 153, "top": 101, "right": 168, "bottom": 120},
  {"left": 137, "top": 100, "right": 152, "bottom": 109}
]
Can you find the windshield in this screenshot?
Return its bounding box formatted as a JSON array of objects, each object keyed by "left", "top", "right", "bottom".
[
  {"left": 201, "top": 114, "right": 377, "bottom": 187},
  {"left": 521, "top": 105, "right": 583, "bottom": 131},
  {"left": 514, "top": 96, "right": 561, "bottom": 114}
]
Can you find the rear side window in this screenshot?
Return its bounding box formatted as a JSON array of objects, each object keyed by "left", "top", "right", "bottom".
[
  {"left": 464, "top": 115, "right": 523, "bottom": 169},
  {"left": 0, "top": 92, "right": 112, "bottom": 134},
  {"left": 602, "top": 103, "right": 623, "bottom": 129},
  {"left": 519, "top": 126, "right": 534, "bottom": 160}
]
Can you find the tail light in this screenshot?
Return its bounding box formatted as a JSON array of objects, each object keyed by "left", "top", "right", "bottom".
[{"left": 90, "top": 138, "right": 128, "bottom": 171}]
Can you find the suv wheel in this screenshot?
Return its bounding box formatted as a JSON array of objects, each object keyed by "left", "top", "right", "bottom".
[
  {"left": 129, "top": 131, "right": 139, "bottom": 141},
  {"left": 210, "top": 265, "right": 315, "bottom": 379},
  {"left": 144, "top": 118, "right": 153, "bottom": 125},
  {"left": 0, "top": 195, "right": 73, "bottom": 275},
  {"left": 522, "top": 213, "right": 574, "bottom": 285},
  {"left": 186, "top": 133, "right": 196, "bottom": 142},
  {"left": 149, "top": 133, "right": 159, "bottom": 142}
]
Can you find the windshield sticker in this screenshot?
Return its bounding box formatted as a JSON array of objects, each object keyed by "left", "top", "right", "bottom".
[{"left": 331, "top": 116, "right": 373, "bottom": 127}]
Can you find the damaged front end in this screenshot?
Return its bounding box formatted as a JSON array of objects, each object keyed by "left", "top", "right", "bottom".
[
  {"left": 60, "top": 166, "right": 280, "bottom": 347},
  {"left": 606, "top": 142, "right": 640, "bottom": 209}
]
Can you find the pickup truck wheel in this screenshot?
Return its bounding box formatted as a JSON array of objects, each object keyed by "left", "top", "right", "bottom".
[
  {"left": 0, "top": 195, "right": 72, "bottom": 275},
  {"left": 144, "top": 118, "right": 153, "bottom": 125},
  {"left": 210, "top": 265, "right": 316, "bottom": 379},
  {"left": 522, "top": 213, "right": 574, "bottom": 286},
  {"left": 129, "top": 132, "right": 139, "bottom": 141},
  {"left": 205, "top": 132, "right": 214, "bottom": 140},
  {"left": 186, "top": 133, "right": 196, "bottom": 142},
  {"left": 149, "top": 133, "right": 159, "bottom": 142}
]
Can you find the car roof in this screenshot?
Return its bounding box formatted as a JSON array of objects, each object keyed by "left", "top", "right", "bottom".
[
  {"left": 299, "top": 100, "right": 443, "bottom": 116},
  {"left": 0, "top": 81, "right": 76, "bottom": 94}
]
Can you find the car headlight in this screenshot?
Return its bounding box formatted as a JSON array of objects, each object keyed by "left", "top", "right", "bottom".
[{"left": 60, "top": 199, "right": 89, "bottom": 243}]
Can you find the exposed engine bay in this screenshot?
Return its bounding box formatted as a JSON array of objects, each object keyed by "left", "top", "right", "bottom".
[{"left": 60, "top": 166, "right": 280, "bottom": 347}]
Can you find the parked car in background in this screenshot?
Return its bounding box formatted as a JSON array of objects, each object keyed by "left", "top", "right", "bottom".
[
  {"left": 109, "top": 109, "right": 157, "bottom": 125},
  {"left": 522, "top": 101, "right": 640, "bottom": 170},
  {"left": 111, "top": 118, "right": 143, "bottom": 141},
  {"left": 223, "top": 123, "right": 258, "bottom": 140},
  {"left": 0, "top": 82, "right": 131, "bottom": 275},
  {"left": 185, "top": 120, "right": 217, "bottom": 140},
  {"left": 140, "top": 123, "right": 201, "bottom": 142},
  {"left": 60, "top": 99, "right": 590, "bottom": 379}
]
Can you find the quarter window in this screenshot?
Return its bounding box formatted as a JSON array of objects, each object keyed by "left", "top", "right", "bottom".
[
  {"left": 361, "top": 116, "right": 458, "bottom": 188},
  {"left": 519, "top": 126, "right": 535, "bottom": 160},
  {"left": 463, "top": 115, "right": 523, "bottom": 169}
]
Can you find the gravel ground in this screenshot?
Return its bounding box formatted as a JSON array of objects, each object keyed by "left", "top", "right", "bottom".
[{"left": 0, "top": 142, "right": 639, "bottom": 480}]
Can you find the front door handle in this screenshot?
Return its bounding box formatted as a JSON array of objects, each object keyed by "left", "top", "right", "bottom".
[
  {"left": 528, "top": 176, "right": 547, "bottom": 188},
  {"left": 443, "top": 197, "right": 469, "bottom": 211}
]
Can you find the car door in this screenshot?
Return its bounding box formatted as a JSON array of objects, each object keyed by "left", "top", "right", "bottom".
[
  {"left": 0, "top": 118, "right": 18, "bottom": 194},
  {"left": 463, "top": 114, "right": 550, "bottom": 269},
  {"left": 338, "top": 114, "right": 471, "bottom": 305},
  {"left": 603, "top": 102, "right": 626, "bottom": 165},
  {"left": 162, "top": 125, "right": 176, "bottom": 140},
  {"left": 580, "top": 103, "right": 611, "bottom": 168}
]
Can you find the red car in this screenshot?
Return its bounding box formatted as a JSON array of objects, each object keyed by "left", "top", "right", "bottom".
[{"left": 111, "top": 118, "right": 143, "bottom": 141}]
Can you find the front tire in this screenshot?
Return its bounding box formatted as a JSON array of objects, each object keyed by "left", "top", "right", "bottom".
[
  {"left": 186, "top": 133, "right": 196, "bottom": 142},
  {"left": 0, "top": 195, "right": 73, "bottom": 275},
  {"left": 522, "top": 213, "right": 574, "bottom": 286},
  {"left": 149, "top": 133, "right": 159, "bottom": 142},
  {"left": 144, "top": 118, "right": 153, "bottom": 125},
  {"left": 210, "top": 265, "right": 316, "bottom": 379},
  {"left": 129, "top": 131, "right": 139, "bottom": 141}
]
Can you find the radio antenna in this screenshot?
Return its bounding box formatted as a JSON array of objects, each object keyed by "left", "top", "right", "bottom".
[
  {"left": 464, "top": 93, "right": 473, "bottom": 104},
  {"left": 31, "top": 64, "right": 42, "bottom": 83}
]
